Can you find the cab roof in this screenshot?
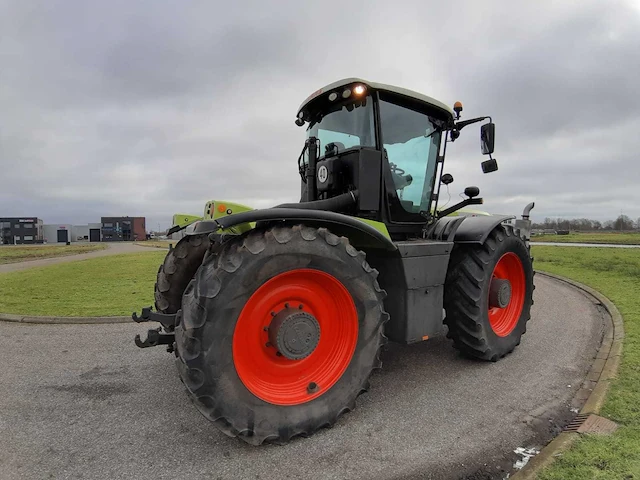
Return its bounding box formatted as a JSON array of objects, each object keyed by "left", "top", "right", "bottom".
[{"left": 297, "top": 77, "right": 455, "bottom": 121}]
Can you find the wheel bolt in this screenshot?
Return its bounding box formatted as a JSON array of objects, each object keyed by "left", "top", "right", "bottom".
[
  {"left": 307, "top": 382, "right": 318, "bottom": 393},
  {"left": 285, "top": 303, "right": 290, "bottom": 309},
  {"left": 298, "top": 304, "right": 304, "bottom": 310}
]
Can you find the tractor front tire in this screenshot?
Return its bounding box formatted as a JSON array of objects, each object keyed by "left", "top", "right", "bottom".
[
  {"left": 443, "top": 224, "right": 534, "bottom": 361},
  {"left": 174, "top": 225, "right": 388, "bottom": 445},
  {"left": 154, "top": 233, "right": 210, "bottom": 317}
]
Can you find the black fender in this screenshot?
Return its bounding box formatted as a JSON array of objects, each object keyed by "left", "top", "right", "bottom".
[
  {"left": 188, "top": 208, "right": 397, "bottom": 251},
  {"left": 427, "top": 214, "right": 515, "bottom": 244}
]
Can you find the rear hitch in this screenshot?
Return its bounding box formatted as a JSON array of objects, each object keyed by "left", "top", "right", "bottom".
[
  {"left": 132, "top": 306, "right": 177, "bottom": 330},
  {"left": 132, "top": 307, "right": 178, "bottom": 352},
  {"left": 135, "top": 327, "right": 175, "bottom": 352}
]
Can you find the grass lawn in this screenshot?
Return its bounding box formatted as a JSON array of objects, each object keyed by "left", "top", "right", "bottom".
[
  {"left": 532, "top": 246, "right": 640, "bottom": 479},
  {"left": 0, "top": 243, "right": 107, "bottom": 264},
  {"left": 531, "top": 232, "right": 640, "bottom": 245},
  {"left": 0, "top": 251, "right": 165, "bottom": 316}
]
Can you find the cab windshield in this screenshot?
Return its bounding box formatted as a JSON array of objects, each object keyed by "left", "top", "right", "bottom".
[
  {"left": 306, "top": 97, "right": 375, "bottom": 158},
  {"left": 379, "top": 93, "right": 443, "bottom": 214}
]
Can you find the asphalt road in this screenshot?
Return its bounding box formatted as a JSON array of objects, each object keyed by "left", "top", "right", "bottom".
[{"left": 0, "top": 275, "right": 606, "bottom": 480}]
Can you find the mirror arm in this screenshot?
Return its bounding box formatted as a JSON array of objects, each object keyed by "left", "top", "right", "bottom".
[
  {"left": 455, "top": 116, "right": 491, "bottom": 131},
  {"left": 437, "top": 197, "right": 484, "bottom": 219}
]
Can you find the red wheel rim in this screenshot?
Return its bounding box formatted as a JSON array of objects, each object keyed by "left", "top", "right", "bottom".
[
  {"left": 488, "top": 252, "right": 525, "bottom": 337},
  {"left": 232, "top": 269, "right": 358, "bottom": 406}
]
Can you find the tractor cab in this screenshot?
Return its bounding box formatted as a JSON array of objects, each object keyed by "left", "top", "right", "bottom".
[{"left": 296, "top": 78, "right": 495, "bottom": 239}]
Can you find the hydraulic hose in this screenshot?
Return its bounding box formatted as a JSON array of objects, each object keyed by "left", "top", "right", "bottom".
[{"left": 275, "top": 190, "right": 359, "bottom": 211}]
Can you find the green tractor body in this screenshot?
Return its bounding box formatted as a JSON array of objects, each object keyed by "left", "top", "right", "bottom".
[{"left": 134, "top": 78, "right": 535, "bottom": 445}]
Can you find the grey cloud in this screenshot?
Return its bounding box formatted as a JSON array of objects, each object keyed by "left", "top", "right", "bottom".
[
  {"left": 444, "top": 1, "right": 640, "bottom": 139},
  {"left": 1, "top": 0, "right": 640, "bottom": 229}
]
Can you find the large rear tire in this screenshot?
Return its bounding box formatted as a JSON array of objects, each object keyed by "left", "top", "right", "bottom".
[
  {"left": 443, "top": 224, "right": 534, "bottom": 361},
  {"left": 174, "top": 225, "right": 388, "bottom": 445},
  {"left": 154, "top": 233, "right": 209, "bottom": 317}
]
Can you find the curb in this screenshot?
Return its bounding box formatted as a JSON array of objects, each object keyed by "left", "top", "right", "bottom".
[
  {"left": 0, "top": 312, "right": 131, "bottom": 324},
  {"left": 511, "top": 270, "right": 625, "bottom": 479}
]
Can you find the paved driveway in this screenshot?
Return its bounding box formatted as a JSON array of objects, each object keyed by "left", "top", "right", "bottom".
[{"left": 0, "top": 275, "right": 605, "bottom": 480}]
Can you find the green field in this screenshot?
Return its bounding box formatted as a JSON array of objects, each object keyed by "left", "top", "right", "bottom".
[
  {"left": 0, "top": 251, "right": 165, "bottom": 316},
  {"left": 0, "top": 243, "right": 107, "bottom": 264},
  {"left": 531, "top": 232, "right": 640, "bottom": 245},
  {"left": 532, "top": 246, "right": 640, "bottom": 479}
]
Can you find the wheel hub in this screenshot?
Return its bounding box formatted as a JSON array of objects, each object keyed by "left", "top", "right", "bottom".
[
  {"left": 268, "top": 308, "right": 320, "bottom": 360},
  {"left": 489, "top": 278, "right": 512, "bottom": 309}
]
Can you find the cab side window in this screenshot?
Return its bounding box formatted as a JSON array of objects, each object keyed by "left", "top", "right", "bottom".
[{"left": 379, "top": 96, "right": 440, "bottom": 214}]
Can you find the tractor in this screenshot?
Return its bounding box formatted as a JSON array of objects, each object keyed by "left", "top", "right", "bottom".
[{"left": 133, "top": 78, "right": 535, "bottom": 446}]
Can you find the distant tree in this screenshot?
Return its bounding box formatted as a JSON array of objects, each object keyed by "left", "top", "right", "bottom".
[
  {"left": 532, "top": 216, "right": 638, "bottom": 231},
  {"left": 613, "top": 215, "right": 634, "bottom": 231}
]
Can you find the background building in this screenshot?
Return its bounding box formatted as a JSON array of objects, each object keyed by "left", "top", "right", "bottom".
[
  {"left": 72, "top": 223, "right": 103, "bottom": 242},
  {"left": 43, "top": 224, "right": 72, "bottom": 243},
  {"left": 2, "top": 216, "right": 148, "bottom": 244},
  {"left": 0, "top": 217, "right": 44, "bottom": 244},
  {"left": 41, "top": 223, "right": 104, "bottom": 243},
  {"left": 101, "top": 217, "right": 146, "bottom": 241}
]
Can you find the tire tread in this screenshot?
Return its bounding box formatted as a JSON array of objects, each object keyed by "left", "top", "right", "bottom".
[
  {"left": 444, "top": 224, "right": 534, "bottom": 361},
  {"left": 175, "top": 225, "right": 389, "bottom": 445},
  {"left": 154, "top": 234, "right": 210, "bottom": 316}
]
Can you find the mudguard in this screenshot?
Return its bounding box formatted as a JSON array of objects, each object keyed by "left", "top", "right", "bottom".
[
  {"left": 427, "top": 214, "right": 515, "bottom": 244},
  {"left": 167, "top": 201, "right": 255, "bottom": 236},
  {"left": 187, "top": 208, "right": 397, "bottom": 251},
  {"left": 166, "top": 214, "right": 203, "bottom": 236}
]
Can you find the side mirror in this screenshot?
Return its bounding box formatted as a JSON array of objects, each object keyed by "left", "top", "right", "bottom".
[
  {"left": 480, "top": 122, "right": 495, "bottom": 155},
  {"left": 481, "top": 158, "right": 498, "bottom": 173},
  {"left": 464, "top": 186, "right": 480, "bottom": 198}
]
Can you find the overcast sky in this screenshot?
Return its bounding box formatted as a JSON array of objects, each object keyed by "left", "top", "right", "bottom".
[{"left": 2, "top": 0, "right": 639, "bottom": 230}]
